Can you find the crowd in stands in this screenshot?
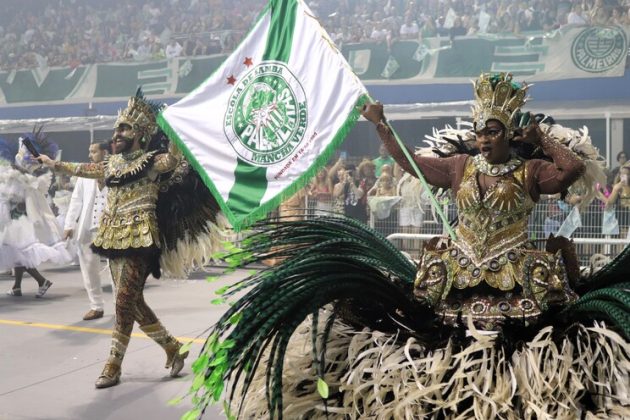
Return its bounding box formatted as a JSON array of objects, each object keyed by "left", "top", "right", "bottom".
[
  {"left": 1, "top": 0, "right": 629, "bottom": 71},
  {"left": 0, "top": 0, "right": 261, "bottom": 71}
]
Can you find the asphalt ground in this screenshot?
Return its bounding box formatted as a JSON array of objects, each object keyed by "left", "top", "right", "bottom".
[{"left": 0, "top": 264, "right": 248, "bottom": 420}]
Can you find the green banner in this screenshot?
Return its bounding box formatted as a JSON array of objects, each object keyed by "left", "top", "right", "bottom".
[{"left": 0, "top": 26, "right": 627, "bottom": 104}]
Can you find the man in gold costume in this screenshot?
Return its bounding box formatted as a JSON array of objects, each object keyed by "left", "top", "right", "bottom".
[
  {"left": 39, "top": 90, "right": 225, "bottom": 388},
  {"left": 361, "top": 73, "right": 586, "bottom": 329}
]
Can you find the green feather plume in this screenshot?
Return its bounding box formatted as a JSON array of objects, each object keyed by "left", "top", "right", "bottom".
[{"left": 188, "top": 216, "right": 445, "bottom": 419}]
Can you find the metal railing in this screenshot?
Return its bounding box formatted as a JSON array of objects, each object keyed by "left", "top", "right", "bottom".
[{"left": 298, "top": 195, "right": 629, "bottom": 265}]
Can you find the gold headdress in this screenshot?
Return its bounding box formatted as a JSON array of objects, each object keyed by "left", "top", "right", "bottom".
[
  {"left": 471, "top": 73, "right": 529, "bottom": 137},
  {"left": 115, "top": 88, "right": 164, "bottom": 146}
]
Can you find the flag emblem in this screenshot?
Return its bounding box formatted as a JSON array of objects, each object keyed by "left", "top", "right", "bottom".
[
  {"left": 224, "top": 61, "right": 307, "bottom": 166},
  {"left": 158, "top": 0, "right": 368, "bottom": 230}
]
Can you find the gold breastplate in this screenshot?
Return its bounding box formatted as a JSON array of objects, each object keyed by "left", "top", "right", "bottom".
[
  {"left": 92, "top": 155, "right": 160, "bottom": 251},
  {"left": 455, "top": 157, "right": 534, "bottom": 265},
  {"left": 413, "top": 157, "right": 578, "bottom": 330}
]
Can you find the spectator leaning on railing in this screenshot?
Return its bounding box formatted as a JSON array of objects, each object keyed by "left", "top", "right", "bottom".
[
  {"left": 605, "top": 164, "right": 630, "bottom": 235},
  {"left": 607, "top": 150, "right": 628, "bottom": 189},
  {"left": 308, "top": 168, "right": 333, "bottom": 216}
]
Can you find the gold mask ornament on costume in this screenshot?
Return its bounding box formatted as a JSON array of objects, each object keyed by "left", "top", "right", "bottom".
[{"left": 471, "top": 72, "right": 529, "bottom": 137}]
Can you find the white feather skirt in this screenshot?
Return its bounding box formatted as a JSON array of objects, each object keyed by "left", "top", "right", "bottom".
[{"left": 231, "top": 311, "right": 630, "bottom": 419}]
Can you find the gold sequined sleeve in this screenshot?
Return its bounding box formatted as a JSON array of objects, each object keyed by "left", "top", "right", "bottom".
[
  {"left": 153, "top": 141, "right": 183, "bottom": 173},
  {"left": 53, "top": 161, "right": 105, "bottom": 179},
  {"left": 376, "top": 121, "right": 457, "bottom": 189},
  {"left": 531, "top": 135, "right": 586, "bottom": 195}
]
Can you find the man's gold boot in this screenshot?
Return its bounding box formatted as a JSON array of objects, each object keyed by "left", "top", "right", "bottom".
[
  {"left": 95, "top": 362, "right": 122, "bottom": 388},
  {"left": 140, "top": 321, "right": 188, "bottom": 377},
  {"left": 95, "top": 331, "right": 128, "bottom": 388}
]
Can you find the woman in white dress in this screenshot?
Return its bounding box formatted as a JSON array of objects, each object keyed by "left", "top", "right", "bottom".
[{"left": 1, "top": 134, "right": 71, "bottom": 297}]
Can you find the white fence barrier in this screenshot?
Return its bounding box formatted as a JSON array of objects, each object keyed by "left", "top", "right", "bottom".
[{"left": 296, "top": 196, "right": 629, "bottom": 265}]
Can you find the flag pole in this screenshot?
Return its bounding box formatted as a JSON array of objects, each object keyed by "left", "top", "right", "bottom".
[{"left": 366, "top": 96, "right": 457, "bottom": 241}]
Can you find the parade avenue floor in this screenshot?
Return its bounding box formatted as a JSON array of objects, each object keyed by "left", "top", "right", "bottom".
[{"left": 0, "top": 264, "right": 245, "bottom": 420}]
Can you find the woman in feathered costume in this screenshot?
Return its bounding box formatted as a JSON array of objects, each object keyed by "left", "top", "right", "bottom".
[
  {"left": 184, "top": 73, "right": 629, "bottom": 419},
  {"left": 1, "top": 128, "right": 71, "bottom": 297}
]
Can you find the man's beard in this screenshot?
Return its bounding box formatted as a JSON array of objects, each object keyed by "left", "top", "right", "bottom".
[{"left": 113, "top": 135, "right": 134, "bottom": 154}]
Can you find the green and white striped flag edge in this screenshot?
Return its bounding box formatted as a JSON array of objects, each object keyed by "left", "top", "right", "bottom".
[{"left": 157, "top": 0, "right": 368, "bottom": 231}]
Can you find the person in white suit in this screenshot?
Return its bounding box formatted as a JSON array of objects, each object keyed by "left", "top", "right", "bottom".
[{"left": 64, "top": 141, "right": 112, "bottom": 320}]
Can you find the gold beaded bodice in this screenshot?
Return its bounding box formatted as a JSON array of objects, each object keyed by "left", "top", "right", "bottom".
[
  {"left": 455, "top": 156, "right": 534, "bottom": 265},
  {"left": 413, "top": 156, "right": 578, "bottom": 329}
]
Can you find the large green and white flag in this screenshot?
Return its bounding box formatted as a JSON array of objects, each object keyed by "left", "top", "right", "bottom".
[{"left": 158, "top": 0, "right": 368, "bottom": 230}]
